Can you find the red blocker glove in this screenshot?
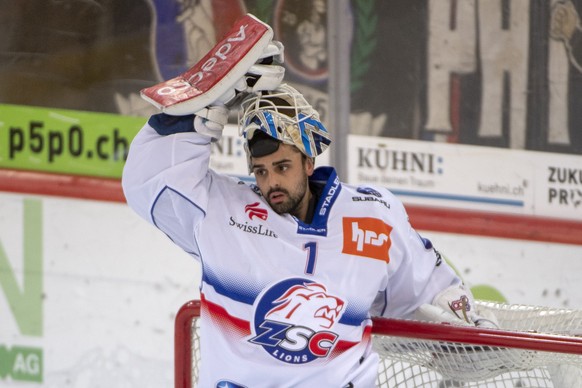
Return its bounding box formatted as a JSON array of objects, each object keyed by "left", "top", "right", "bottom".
[{"left": 140, "top": 14, "right": 284, "bottom": 116}]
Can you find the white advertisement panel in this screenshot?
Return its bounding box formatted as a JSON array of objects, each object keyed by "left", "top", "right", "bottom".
[
  {"left": 347, "top": 135, "right": 582, "bottom": 220},
  {"left": 0, "top": 193, "right": 200, "bottom": 386}
]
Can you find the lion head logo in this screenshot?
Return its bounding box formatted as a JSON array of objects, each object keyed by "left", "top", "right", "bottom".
[{"left": 265, "top": 282, "right": 345, "bottom": 330}]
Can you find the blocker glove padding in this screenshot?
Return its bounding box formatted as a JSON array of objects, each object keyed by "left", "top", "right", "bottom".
[
  {"left": 190, "top": 39, "right": 284, "bottom": 139},
  {"left": 140, "top": 14, "right": 285, "bottom": 118}
]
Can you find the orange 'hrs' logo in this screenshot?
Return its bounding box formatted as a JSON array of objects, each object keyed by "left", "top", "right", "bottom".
[{"left": 342, "top": 217, "right": 392, "bottom": 262}]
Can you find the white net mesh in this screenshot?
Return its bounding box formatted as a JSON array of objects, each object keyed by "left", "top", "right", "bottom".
[
  {"left": 375, "top": 337, "right": 582, "bottom": 387},
  {"left": 183, "top": 301, "right": 582, "bottom": 388},
  {"left": 374, "top": 302, "right": 582, "bottom": 387},
  {"left": 190, "top": 317, "right": 201, "bottom": 386}
]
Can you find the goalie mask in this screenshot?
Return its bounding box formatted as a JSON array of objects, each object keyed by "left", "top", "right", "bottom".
[{"left": 239, "top": 84, "right": 331, "bottom": 169}]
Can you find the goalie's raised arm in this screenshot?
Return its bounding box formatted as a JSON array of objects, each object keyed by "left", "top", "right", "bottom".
[{"left": 123, "top": 14, "right": 289, "bottom": 249}]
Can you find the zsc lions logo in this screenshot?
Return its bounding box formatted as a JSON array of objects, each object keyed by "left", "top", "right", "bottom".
[{"left": 249, "top": 278, "right": 346, "bottom": 364}]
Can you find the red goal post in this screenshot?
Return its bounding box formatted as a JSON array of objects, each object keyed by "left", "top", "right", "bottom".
[{"left": 175, "top": 300, "right": 582, "bottom": 387}]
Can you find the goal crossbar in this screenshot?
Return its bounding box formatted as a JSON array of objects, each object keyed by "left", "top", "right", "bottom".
[
  {"left": 174, "top": 300, "right": 582, "bottom": 388},
  {"left": 370, "top": 317, "right": 582, "bottom": 355}
]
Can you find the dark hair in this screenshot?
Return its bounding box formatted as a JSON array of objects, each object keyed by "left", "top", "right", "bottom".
[{"left": 248, "top": 131, "right": 281, "bottom": 157}]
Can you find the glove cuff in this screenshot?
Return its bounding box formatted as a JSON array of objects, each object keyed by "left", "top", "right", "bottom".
[
  {"left": 148, "top": 113, "right": 195, "bottom": 136},
  {"left": 193, "top": 105, "right": 229, "bottom": 142}
]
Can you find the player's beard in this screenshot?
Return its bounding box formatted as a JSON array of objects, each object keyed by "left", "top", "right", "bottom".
[{"left": 265, "top": 172, "right": 309, "bottom": 217}]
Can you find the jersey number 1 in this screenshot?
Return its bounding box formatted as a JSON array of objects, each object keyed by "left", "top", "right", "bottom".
[{"left": 303, "top": 242, "right": 317, "bottom": 275}]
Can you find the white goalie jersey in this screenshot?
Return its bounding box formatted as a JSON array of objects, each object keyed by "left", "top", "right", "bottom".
[{"left": 122, "top": 114, "right": 462, "bottom": 388}]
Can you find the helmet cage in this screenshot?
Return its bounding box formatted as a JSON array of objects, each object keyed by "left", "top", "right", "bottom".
[{"left": 239, "top": 85, "right": 331, "bottom": 160}]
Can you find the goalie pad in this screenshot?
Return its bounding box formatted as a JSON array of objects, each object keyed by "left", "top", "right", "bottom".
[
  {"left": 140, "top": 14, "right": 284, "bottom": 116},
  {"left": 415, "top": 285, "right": 499, "bottom": 328}
]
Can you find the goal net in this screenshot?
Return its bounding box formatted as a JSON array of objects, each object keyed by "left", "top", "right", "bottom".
[{"left": 174, "top": 300, "right": 582, "bottom": 387}]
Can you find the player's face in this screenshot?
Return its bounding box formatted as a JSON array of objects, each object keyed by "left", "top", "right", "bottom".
[{"left": 250, "top": 144, "right": 315, "bottom": 221}]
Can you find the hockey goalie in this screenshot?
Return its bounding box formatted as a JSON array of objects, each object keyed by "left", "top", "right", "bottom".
[{"left": 123, "top": 13, "right": 498, "bottom": 387}]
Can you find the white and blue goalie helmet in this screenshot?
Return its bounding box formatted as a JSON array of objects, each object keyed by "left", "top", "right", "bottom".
[{"left": 239, "top": 84, "right": 332, "bottom": 164}]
